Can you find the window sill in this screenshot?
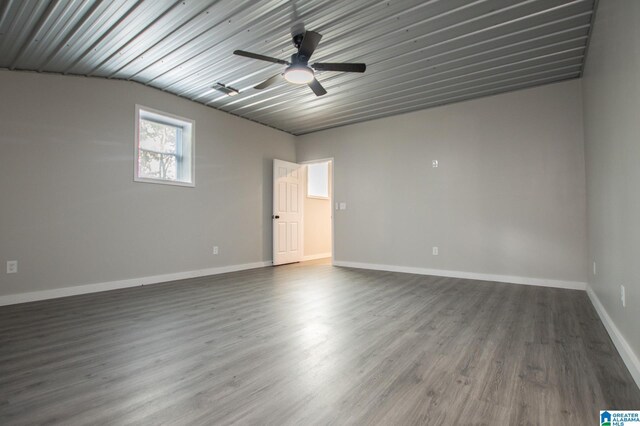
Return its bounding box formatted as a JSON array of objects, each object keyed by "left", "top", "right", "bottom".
[{"left": 134, "top": 176, "right": 195, "bottom": 188}]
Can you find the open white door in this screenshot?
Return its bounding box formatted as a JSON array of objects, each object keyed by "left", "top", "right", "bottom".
[{"left": 273, "top": 159, "right": 303, "bottom": 265}]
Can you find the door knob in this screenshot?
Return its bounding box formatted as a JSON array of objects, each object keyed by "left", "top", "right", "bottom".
[{"left": 272, "top": 215, "right": 280, "bottom": 219}]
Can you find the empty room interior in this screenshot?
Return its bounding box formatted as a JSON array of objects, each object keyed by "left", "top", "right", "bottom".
[{"left": 1, "top": 0, "right": 640, "bottom": 424}]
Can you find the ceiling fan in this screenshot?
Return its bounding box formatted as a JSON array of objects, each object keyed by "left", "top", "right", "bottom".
[{"left": 233, "top": 26, "right": 366, "bottom": 96}]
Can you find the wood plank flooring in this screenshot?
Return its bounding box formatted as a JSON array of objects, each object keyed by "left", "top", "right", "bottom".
[{"left": 1, "top": 260, "right": 639, "bottom": 425}]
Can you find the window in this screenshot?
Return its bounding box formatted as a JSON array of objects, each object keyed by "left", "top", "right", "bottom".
[
  {"left": 307, "top": 161, "right": 329, "bottom": 199},
  {"left": 135, "top": 105, "right": 194, "bottom": 186}
]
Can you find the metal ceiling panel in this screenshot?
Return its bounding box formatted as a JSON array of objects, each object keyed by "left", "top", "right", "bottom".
[
  {"left": 176, "top": 2, "right": 592, "bottom": 102},
  {"left": 253, "top": 54, "right": 585, "bottom": 126},
  {"left": 38, "top": 0, "right": 141, "bottom": 72},
  {"left": 227, "top": 25, "right": 590, "bottom": 119},
  {"left": 0, "top": 0, "right": 598, "bottom": 135}
]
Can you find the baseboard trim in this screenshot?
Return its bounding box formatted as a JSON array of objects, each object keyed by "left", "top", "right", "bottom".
[
  {"left": 0, "top": 261, "right": 272, "bottom": 307},
  {"left": 586, "top": 284, "right": 640, "bottom": 387},
  {"left": 302, "top": 253, "right": 332, "bottom": 261},
  {"left": 333, "top": 261, "right": 587, "bottom": 290}
]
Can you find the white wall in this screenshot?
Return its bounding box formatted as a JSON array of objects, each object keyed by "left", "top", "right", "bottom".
[
  {"left": 0, "top": 71, "right": 296, "bottom": 297},
  {"left": 297, "top": 80, "right": 587, "bottom": 285},
  {"left": 582, "top": 0, "right": 640, "bottom": 371},
  {"left": 303, "top": 161, "right": 332, "bottom": 258}
]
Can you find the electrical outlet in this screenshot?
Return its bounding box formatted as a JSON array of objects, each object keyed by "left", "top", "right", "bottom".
[
  {"left": 432, "top": 160, "right": 439, "bottom": 168},
  {"left": 6, "top": 260, "right": 17, "bottom": 274},
  {"left": 432, "top": 247, "right": 439, "bottom": 256},
  {"left": 213, "top": 246, "right": 219, "bottom": 255},
  {"left": 593, "top": 261, "right": 597, "bottom": 275},
  {"left": 621, "top": 285, "right": 626, "bottom": 308}
]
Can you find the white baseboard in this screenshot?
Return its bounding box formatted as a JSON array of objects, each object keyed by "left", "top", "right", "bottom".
[
  {"left": 0, "top": 261, "right": 272, "bottom": 306},
  {"left": 302, "top": 253, "right": 332, "bottom": 261},
  {"left": 586, "top": 285, "right": 640, "bottom": 387},
  {"left": 333, "top": 261, "right": 587, "bottom": 290}
]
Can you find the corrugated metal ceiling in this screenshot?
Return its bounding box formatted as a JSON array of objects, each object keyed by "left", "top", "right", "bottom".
[{"left": 0, "top": 0, "right": 597, "bottom": 135}]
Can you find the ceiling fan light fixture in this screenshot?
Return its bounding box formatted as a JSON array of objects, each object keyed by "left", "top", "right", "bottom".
[{"left": 284, "top": 65, "right": 314, "bottom": 84}]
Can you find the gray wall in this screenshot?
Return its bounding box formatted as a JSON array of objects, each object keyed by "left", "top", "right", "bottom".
[
  {"left": 0, "top": 70, "right": 595, "bottom": 299},
  {"left": 0, "top": 71, "right": 296, "bottom": 296},
  {"left": 582, "top": 1, "right": 640, "bottom": 358},
  {"left": 297, "top": 80, "right": 587, "bottom": 283}
]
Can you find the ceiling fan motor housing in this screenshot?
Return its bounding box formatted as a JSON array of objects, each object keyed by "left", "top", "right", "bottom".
[
  {"left": 291, "top": 23, "right": 306, "bottom": 48},
  {"left": 290, "top": 53, "right": 309, "bottom": 65}
]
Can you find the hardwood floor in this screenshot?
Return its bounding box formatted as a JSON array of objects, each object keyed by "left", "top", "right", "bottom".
[{"left": 1, "top": 260, "right": 638, "bottom": 425}]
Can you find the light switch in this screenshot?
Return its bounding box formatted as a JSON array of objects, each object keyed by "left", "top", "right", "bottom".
[
  {"left": 432, "top": 160, "right": 439, "bottom": 168},
  {"left": 339, "top": 202, "right": 347, "bottom": 210}
]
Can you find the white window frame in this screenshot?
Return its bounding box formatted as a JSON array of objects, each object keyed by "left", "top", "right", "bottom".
[{"left": 134, "top": 105, "right": 195, "bottom": 187}]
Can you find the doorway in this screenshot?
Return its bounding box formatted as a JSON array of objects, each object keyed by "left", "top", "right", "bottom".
[
  {"left": 272, "top": 158, "right": 333, "bottom": 266},
  {"left": 302, "top": 159, "right": 333, "bottom": 263}
]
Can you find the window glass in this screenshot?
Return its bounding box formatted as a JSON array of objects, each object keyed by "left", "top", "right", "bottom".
[
  {"left": 135, "top": 106, "right": 194, "bottom": 186},
  {"left": 307, "top": 162, "right": 329, "bottom": 198}
]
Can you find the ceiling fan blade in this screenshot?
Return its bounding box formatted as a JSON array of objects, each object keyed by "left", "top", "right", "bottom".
[
  {"left": 298, "top": 31, "right": 322, "bottom": 59},
  {"left": 254, "top": 73, "right": 282, "bottom": 90},
  {"left": 233, "top": 50, "right": 288, "bottom": 65},
  {"left": 308, "top": 78, "right": 327, "bottom": 96},
  {"left": 312, "top": 62, "right": 366, "bottom": 73}
]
